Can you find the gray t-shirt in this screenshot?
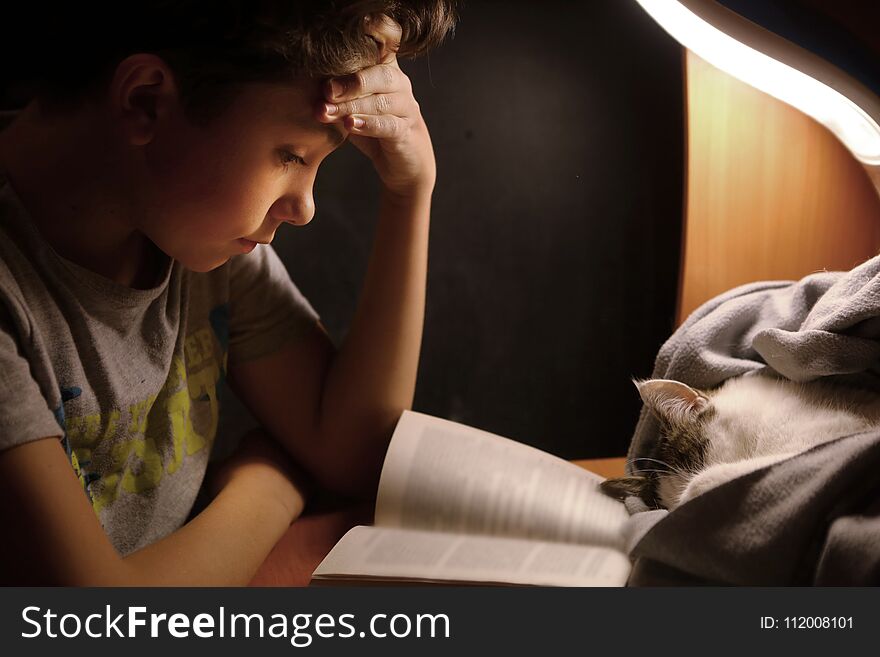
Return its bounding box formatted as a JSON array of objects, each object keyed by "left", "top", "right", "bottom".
[{"left": 0, "top": 172, "right": 320, "bottom": 555}]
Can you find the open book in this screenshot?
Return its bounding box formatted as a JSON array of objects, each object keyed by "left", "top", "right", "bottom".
[{"left": 311, "top": 411, "right": 632, "bottom": 586}]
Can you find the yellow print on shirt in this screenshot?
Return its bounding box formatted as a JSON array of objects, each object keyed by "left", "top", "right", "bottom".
[{"left": 65, "top": 326, "right": 225, "bottom": 515}]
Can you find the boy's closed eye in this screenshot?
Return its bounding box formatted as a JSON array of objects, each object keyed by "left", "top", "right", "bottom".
[{"left": 278, "top": 149, "right": 307, "bottom": 170}]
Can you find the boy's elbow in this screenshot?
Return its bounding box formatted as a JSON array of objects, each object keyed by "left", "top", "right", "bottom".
[
  {"left": 308, "top": 416, "right": 394, "bottom": 502},
  {"left": 311, "top": 451, "right": 384, "bottom": 503},
  {"left": 315, "top": 465, "right": 380, "bottom": 502}
]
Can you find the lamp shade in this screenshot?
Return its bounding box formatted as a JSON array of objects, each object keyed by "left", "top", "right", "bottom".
[{"left": 634, "top": 0, "right": 880, "bottom": 170}]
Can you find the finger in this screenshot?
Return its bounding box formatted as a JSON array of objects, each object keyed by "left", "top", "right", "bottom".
[
  {"left": 326, "top": 63, "right": 409, "bottom": 102},
  {"left": 345, "top": 113, "right": 407, "bottom": 139},
  {"left": 319, "top": 92, "right": 413, "bottom": 123},
  {"left": 364, "top": 14, "right": 402, "bottom": 66}
]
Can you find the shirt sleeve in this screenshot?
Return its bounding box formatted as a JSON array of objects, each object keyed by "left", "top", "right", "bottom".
[
  {"left": 227, "top": 244, "right": 321, "bottom": 365},
  {"left": 0, "top": 299, "right": 65, "bottom": 453}
]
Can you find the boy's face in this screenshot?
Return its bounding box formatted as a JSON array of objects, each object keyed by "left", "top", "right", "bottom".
[{"left": 137, "top": 80, "right": 348, "bottom": 272}]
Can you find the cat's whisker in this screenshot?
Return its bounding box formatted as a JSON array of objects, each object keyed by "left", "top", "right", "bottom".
[
  {"left": 627, "top": 456, "right": 673, "bottom": 468},
  {"left": 631, "top": 467, "right": 665, "bottom": 477},
  {"left": 626, "top": 457, "right": 674, "bottom": 474},
  {"left": 647, "top": 461, "right": 686, "bottom": 477}
]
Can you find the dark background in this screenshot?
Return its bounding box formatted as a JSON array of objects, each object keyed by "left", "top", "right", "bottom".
[
  {"left": 1, "top": 0, "right": 685, "bottom": 459},
  {"left": 263, "top": 0, "right": 685, "bottom": 459}
]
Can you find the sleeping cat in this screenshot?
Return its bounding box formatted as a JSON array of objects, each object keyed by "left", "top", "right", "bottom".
[{"left": 601, "top": 372, "right": 880, "bottom": 510}]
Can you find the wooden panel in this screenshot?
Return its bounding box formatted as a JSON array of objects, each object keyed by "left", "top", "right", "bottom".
[
  {"left": 678, "top": 50, "right": 880, "bottom": 324},
  {"left": 572, "top": 457, "right": 626, "bottom": 480}
]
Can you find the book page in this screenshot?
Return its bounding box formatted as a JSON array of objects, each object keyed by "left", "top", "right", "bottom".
[
  {"left": 312, "top": 526, "right": 631, "bottom": 587},
  {"left": 375, "top": 411, "right": 629, "bottom": 551}
]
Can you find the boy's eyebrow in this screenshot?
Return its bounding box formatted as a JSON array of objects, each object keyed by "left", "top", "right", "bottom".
[{"left": 291, "top": 115, "right": 347, "bottom": 147}]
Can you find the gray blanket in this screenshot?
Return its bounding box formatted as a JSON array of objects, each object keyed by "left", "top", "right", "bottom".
[{"left": 623, "top": 255, "right": 880, "bottom": 585}]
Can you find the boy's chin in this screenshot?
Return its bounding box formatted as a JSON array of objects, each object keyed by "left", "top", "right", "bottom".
[{"left": 177, "top": 253, "right": 232, "bottom": 273}]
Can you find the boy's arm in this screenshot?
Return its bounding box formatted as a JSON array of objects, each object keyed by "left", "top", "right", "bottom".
[
  {"left": 227, "top": 189, "right": 429, "bottom": 499},
  {"left": 227, "top": 22, "right": 434, "bottom": 499},
  {"left": 0, "top": 432, "right": 304, "bottom": 585}
]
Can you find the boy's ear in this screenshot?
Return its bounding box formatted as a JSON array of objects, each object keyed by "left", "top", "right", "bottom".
[
  {"left": 634, "top": 378, "right": 709, "bottom": 426},
  {"left": 111, "top": 53, "right": 178, "bottom": 147}
]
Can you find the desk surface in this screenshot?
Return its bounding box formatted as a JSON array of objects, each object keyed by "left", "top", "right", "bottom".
[{"left": 248, "top": 456, "right": 627, "bottom": 586}]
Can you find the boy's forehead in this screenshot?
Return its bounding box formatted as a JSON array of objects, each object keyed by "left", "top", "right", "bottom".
[{"left": 269, "top": 83, "right": 347, "bottom": 147}]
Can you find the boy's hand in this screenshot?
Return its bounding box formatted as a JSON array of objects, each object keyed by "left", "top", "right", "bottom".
[
  {"left": 317, "top": 15, "right": 436, "bottom": 201},
  {"left": 207, "top": 428, "right": 309, "bottom": 522}
]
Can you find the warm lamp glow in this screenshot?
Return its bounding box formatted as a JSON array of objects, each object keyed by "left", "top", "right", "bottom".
[{"left": 635, "top": 0, "right": 880, "bottom": 166}]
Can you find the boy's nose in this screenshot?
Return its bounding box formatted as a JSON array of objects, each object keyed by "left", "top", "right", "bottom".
[{"left": 270, "top": 192, "right": 315, "bottom": 226}]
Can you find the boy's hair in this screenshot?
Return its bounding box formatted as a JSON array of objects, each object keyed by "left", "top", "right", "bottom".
[{"left": 4, "top": 1, "right": 458, "bottom": 121}]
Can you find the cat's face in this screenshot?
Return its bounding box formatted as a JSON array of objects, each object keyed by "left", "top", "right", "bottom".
[
  {"left": 602, "top": 374, "right": 874, "bottom": 509},
  {"left": 601, "top": 379, "right": 713, "bottom": 509}
]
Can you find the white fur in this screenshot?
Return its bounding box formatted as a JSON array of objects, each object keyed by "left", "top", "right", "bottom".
[{"left": 659, "top": 374, "right": 880, "bottom": 509}]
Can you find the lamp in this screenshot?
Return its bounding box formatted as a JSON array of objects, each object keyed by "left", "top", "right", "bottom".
[{"left": 634, "top": 0, "right": 880, "bottom": 184}]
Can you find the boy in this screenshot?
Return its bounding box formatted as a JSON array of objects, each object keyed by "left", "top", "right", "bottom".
[{"left": 0, "top": 1, "right": 457, "bottom": 585}]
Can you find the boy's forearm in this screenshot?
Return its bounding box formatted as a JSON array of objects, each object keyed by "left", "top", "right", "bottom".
[
  {"left": 119, "top": 472, "right": 303, "bottom": 586},
  {"left": 315, "top": 188, "right": 431, "bottom": 495}
]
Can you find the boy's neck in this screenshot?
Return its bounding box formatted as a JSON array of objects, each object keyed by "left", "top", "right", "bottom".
[{"left": 0, "top": 101, "right": 164, "bottom": 289}]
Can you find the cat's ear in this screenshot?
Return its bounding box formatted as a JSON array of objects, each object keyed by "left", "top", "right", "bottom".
[
  {"left": 635, "top": 379, "right": 710, "bottom": 425},
  {"left": 600, "top": 476, "right": 651, "bottom": 501}
]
